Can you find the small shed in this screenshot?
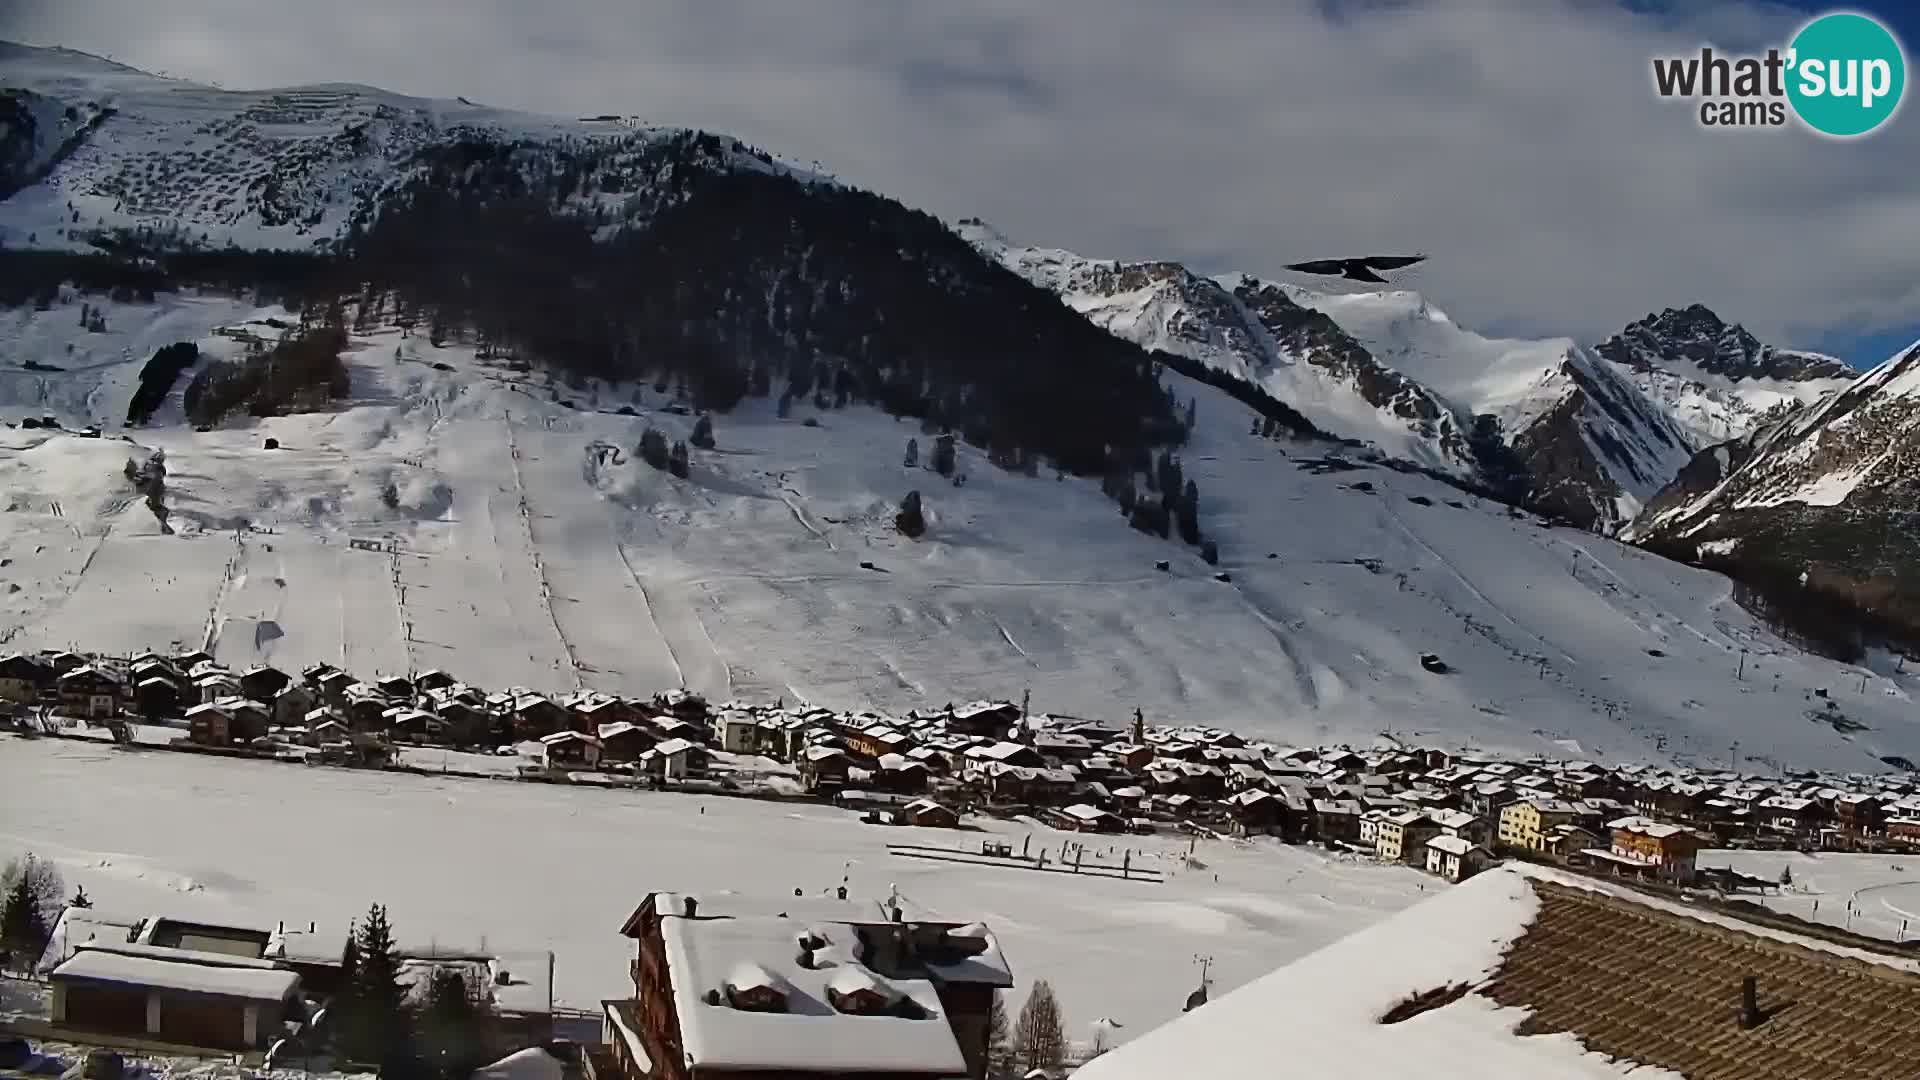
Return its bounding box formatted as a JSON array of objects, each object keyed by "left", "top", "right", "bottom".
[{"left": 49, "top": 943, "right": 302, "bottom": 1051}]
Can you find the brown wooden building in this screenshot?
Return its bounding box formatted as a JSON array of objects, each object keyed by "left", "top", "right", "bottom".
[
  {"left": 49, "top": 943, "right": 302, "bottom": 1051},
  {"left": 600, "top": 892, "right": 1013, "bottom": 1080}
]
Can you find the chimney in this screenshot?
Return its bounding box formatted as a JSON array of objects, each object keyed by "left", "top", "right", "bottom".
[
  {"left": 1739, "top": 976, "right": 1761, "bottom": 1028},
  {"left": 683, "top": 896, "right": 699, "bottom": 918}
]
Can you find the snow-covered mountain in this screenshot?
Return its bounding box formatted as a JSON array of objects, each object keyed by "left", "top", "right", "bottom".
[
  {"left": 961, "top": 220, "right": 1698, "bottom": 531},
  {"left": 4, "top": 44, "right": 1917, "bottom": 772},
  {"left": 1594, "top": 304, "right": 1856, "bottom": 447},
  {"left": 1625, "top": 337, "right": 1920, "bottom": 649},
  {"left": 6, "top": 293, "right": 1920, "bottom": 774}
]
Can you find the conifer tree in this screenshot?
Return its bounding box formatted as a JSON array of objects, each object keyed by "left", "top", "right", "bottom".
[{"left": 1013, "top": 980, "right": 1066, "bottom": 1076}]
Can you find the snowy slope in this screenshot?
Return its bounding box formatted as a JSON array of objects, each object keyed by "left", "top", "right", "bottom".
[{"left": 5, "top": 294, "right": 1920, "bottom": 773}]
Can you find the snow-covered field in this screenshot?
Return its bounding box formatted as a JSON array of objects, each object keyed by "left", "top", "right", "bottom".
[
  {"left": 5, "top": 293, "right": 1920, "bottom": 771},
  {"left": 0, "top": 737, "right": 1433, "bottom": 1042},
  {"left": 1700, "top": 848, "right": 1920, "bottom": 944}
]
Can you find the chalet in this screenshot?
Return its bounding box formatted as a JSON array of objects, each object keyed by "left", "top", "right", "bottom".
[
  {"left": 435, "top": 699, "right": 495, "bottom": 746},
  {"left": 186, "top": 702, "right": 234, "bottom": 746},
  {"left": 375, "top": 675, "right": 414, "bottom": 699},
  {"left": 653, "top": 717, "right": 706, "bottom": 745},
  {"left": 512, "top": 693, "right": 570, "bottom": 739},
  {"left": 238, "top": 666, "right": 291, "bottom": 702},
  {"left": 1889, "top": 818, "right": 1920, "bottom": 847},
  {"left": 1224, "top": 789, "right": 1287, "bottom": 836},
  {"left": 48, "top": 942, "right": 303, "bottom": 1051},
  {"left": 1376, "top": 810, "right": 1439, "bottom": 864},
  {"left": 963, "top": 741, "right": 1045, "bottom": 774},
  {"left": 392, "top": 710, "right": 448, "bottom": 744},
  {"left": 0, "top": 653, "right": 53, "bottom": 702},
  {"left": 874, "top": 754, "right": 931, "bottom": 795},
  {"left": 541, "top": 730, "right": 604, "bottom": 769},
  {"left": 192, "top": 671, "right": 242, "bottom": 706},
  {"left": 1032, "top": 733, "right": 1095, "bottom": 762},
  {"left": 315, "top": 669, "right": 355, "bottom": 705},
  {"left": 1102, "top": 743, "right": 1155, "bottom": 771},
  {"left": 1312, "top": 798, "right": 1363, "bottom": 844},
  {"left": 342, "top": 685, "right": 392, "bottom": 732},
  {"left": 801, "top": 746, "right": 854, "bottom": 792},
  {"left": 1758, "top": 795, "right": 1824, "bottom": 836},
  {"left": 46, "top": 651, "right": 86, "bottom": 676},
  {"left": 844, "top": 724, "right": 913, "bottom": 760},
  {"left": 58, "top": 666, "right": 121, "bottom": 718},
  {"left": 980, "top": 763, "right": 1076, "bottom": 805},
  {"left": 1542, "top": 823, "right": 1601, "bottom": 859},
  {"left": 945, "top": 700, "right": 1022, "bottom": 738},
  {"left": 598, "top": 721, "right": 658, "bottom": 764},
  {"left": 306, "top": 718, "right": 348, "bottom": 746},
  {"left": 271, "top": 685, "right": 315, "bottom": 729},
  {"left": 1109, "top": 786, "right": 1150, "bottom": 814},
  {"left": 1050, "top": 804, "right": 1125, "bottom": 834},
  {"left": 1591, "top": 816, "right": 1703, "bottom": 883},
  {"left": 644, "top": 738, "right": 705, "bottom": 781},
  {"left": 414, "top": 669, "right": 458, "bottom": 692},
  {"left": 1358, "top": 809, "right": 1393, "bottom": 850},
  {"left": 1424, "top": 835, "right": 1492, "bottom": 883},
  {"left": 1836, "top": 793, "right": 1885, "bottom": 835},
  {"left": 905, "top": 746, "right": 951, "bottom": 776},
  {"left": 608, "top": 891, "right": 1012, "bottom": 1080},
  {"left": 1428, "top": 808, "right": 1491, "bottom": 848},
  {"left": 170, "top": 650, "right": 213, "bottom": 670},
  {"left": 134, "top": 676, "right": 180, "bottom": 718},
  {"left": 574, "top": 696, "right": 634, "bottom": 735},
  {"left": 899, "top": 799, "right": 961, "bottom": 829}
]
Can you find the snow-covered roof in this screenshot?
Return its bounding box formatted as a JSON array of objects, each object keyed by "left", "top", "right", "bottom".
[
  {"left": 53, "top": 943, "right": 300, "bottom": 1001},
  {"left": 1424, "top": 835, "right": 1476, "bottom": 856},
  {"left": 1605, "top": 816, "right": 1687, "bottom": 839},
  {"left": 656, "top": 737, "right": 699, "bottom": 756},
  {"left": 473, "top": 1047, "right": 566, "bottom": 1080},
  {"left": 658, "top": 913, "right": 968, "bottom": 1074}
]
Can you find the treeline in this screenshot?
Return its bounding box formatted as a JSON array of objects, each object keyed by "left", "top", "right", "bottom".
[
  {"left": 1638, "top": 532, "right": 1920, "bottom": 663},
  {"left": 125, "top": 341, "right": 199, "bottom": 425},
  {"left": 182, "top": 318, "right": 350, "bottom": 426}
]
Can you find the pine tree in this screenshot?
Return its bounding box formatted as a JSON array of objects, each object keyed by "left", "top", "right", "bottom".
[
  {"left": 932, "top": 434, "right": 957, "bottom": 478},
  {"left": 985, "top": 990, "right": 1014, "bottom": 1080},
  {"left": 668, "top": 440, "right": 690, "bottom": 479},
  {"left": 639, "top": 428, "right": 670, "bottom": 471},
  {"left": 904, "top": 438, "right": 919, "bottom": 468},
  {"left": 1185, "top": 398, "right": 1197, "bottom": 432},
  {"left": 690, "top": 413, "right": 715, "bottom": 450},
  {"left": 896, "top": 490, "right": 926, "bottom": 538},
  {"left": 338, "top": 904, "right": 412, "bottom": 1066},
  {"left": 417, "top": 968, "right": 487, "bottom": 1080},
  {"left": 1201, "top": 539, "right": 1220, "bottom": 566},
  {"left": 1013, "top": 980, "right": 1066, "bottom": 1076},
  {"left": 1178, "top": 479, "right": 1202, "bottom": 545},
  {"left": 1, "top": 854, "right": 62, "bottom": 974}
]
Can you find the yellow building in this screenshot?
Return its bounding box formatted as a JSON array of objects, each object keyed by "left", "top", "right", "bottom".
[{"left": 1498, "top": 799, "right": 1582, "bottom": 852}]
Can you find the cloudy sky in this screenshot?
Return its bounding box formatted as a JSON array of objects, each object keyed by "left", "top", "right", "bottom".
[{"left": 7, "top": 0, "right": 1918, "bottom": 364}]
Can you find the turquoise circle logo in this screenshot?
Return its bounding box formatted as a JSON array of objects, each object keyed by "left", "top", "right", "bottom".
[{"left": 1787, "top": 12, "right": 1906, "bottom": 137}]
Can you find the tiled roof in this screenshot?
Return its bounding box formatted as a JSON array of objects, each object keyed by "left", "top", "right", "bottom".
[{"left": 1483, "top": 880, "right": 1920, "bottom": 1079}]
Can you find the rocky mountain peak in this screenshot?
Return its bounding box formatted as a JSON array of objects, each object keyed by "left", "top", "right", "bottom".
[{"left": 1598, "top": 305, "right": 1854, "bottom": 385}]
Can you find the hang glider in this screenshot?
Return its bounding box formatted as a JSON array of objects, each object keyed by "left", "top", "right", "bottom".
[{"left": 1283, "top": 254, "right": 1427, "bottom": 284}]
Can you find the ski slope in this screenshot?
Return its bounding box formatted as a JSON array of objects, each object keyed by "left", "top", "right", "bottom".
[
  {"left": 4, "top": 292, "right": 1920, "bottom": 771},
  {"left": 0, "top": 738, "right": 1434, "bottom": 1043}
]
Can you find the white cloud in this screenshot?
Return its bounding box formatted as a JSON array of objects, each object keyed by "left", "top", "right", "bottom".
[{"left": 8, "top": 0, "right": 1918, "bottom": 350}]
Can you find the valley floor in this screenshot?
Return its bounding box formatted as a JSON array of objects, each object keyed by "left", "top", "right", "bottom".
[{"left": 0, "top": 737, "right": 1433, "bottom": 1042}]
